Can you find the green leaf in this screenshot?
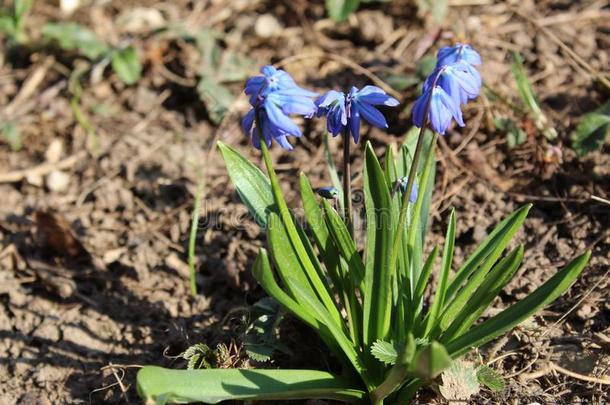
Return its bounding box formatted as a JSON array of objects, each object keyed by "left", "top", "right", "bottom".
[
  {"left": 371, "top": 340, "right": 399, "bottom": 365},
  {"left": 446, "top": 251, "right": 590, "bottom": 357},
  {"left": 410, "top": 341, "right": 451, "bottom": 380},
  {"left": 1, "top": 122, "right": 22, "bottom": 151},
  {"left": 326, "top": 0, "right": 360, "bottom": 22},
  {"left": 413, "top": 245, "right": 439, "bottom": 304},
  {"left": 218, "top": 142, "right": 274, "bottom": 228},
  {"left": 300, "top": 174, "right": 343, "bottom": 293},
  {"left": 182, "top": 343, "right": 213, "bottom": 370},
  {"left": 445, "top": 204, "right": 531, "bottom": 305},
  {"left": 322, "top": 199, "right": 365, "bottom": 288},
  {"left": 477, "top": 365, "right": 505, "bottom": 392},
  {"left": 494, "top": 117, "right": 527, "bottom": 148},
  {"left": 369, "top": 334, "right": 417, "bottom": 403},
  {"left": 136, "top": 366, "right": 367, "bottom": 404},
  {"left": 42, "top": 23, "right": 110, "bottom": 60},
  {"left": 423, "top": 209, "right": 455, "bottom": 336},
  {"left": 441, "top": 245, "right": 524, "bottom": 342},
  {"left": 363, "top": 142, "right": 394, "bottom": 344},
  {"left": 267, "top": 212, "right": 322, "bottom": 308},
  {"left": 571, "top": 101, "right": 610, "bottom": 156},
  {"left": 510, "top": 51, "right": 557, "bottom": 140},
  {"left": 111, "top": 46, "right": 141, "bottom": 85},
  {"left": 0, "top": 16, "right": 16, "bottom": 36},
  {"left": 416, "top": 0, "right": 449, "bottom": 25},
  {"left": 198, "top": 75, "right": 235, "bottom": 124},
  {"left": 14, "top": 0, "right": 33, "bottom": 23}
]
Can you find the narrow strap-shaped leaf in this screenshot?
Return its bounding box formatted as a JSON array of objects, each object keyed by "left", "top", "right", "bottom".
[
  {"left": 446, "top": 251, "right": 590, "bottom": 358},
  {"left": 322, "top": 199, "right": 365, "bottom": 288},
  {"left": 218, "top": 142, "right": 275, "bottom": 227},
  {"left": 267, "top": 213, "right": 324, "bottom": 309},
  {"left": 438, "top": 205, "right": 531, "bottom": 332},
  {"left": 300, "top": 174, "right": 361, "bottom": 346},
  {"left": 363, "top": 142, "right": 395, "bottom": 344},
  {"left": 441, "top": 245, "right": 524, "bottom": 343},
  {"left": 252, "top": 248, "right": 319, "bottom": 330},
  {"left": 252, "top": 248, "right": 348, "bottom": 370},
  {"left": 406, "top": 136, "right": 436, "bottom": 294},
  {"left": 258, "top": 138, "right": 342, "bottom": 326},
  {"left": 445, "top": 204, "right": 531, "bottom": 302},
  {"left": 137, "top": 367, "right": 367, "bottom": 404},
  {"left": 413, "top": 245, "right": 439, "bottom": 306},
  {"left": 423, "top": 209, "right": 456, "bottom": 337}
]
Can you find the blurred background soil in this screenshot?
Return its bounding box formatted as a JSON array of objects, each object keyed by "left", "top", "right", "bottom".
[{"left": 0, "top": 0, "right": 608, "bottom": 403}]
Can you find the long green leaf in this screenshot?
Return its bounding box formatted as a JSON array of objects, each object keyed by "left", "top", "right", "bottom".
[
  {"left": 446, "top": 251, "right": 590, "bottom": 357},
  {"left": 363, "top": 142, "right": 394, "bottom": 344},
  {"left": 267, "top": 213, "right": 323, "bottom": 308},
  {"left": 299, "top": 174, "right": 343, "bottom": 295},
  {"left": 441, "top": 245, "right": 524, "bottom": 342},
  {"left": 322, "top": 199, "right": 365, "bottom": 288},
  {"left": 445, "top": 204, "right": 531, "bottom": 303},
  {"left": 326, "top": 0, "right": 360, "bottom": 22},
  {"left": 423, "top": 209, "right": 456, "bottom": 336},
  {"left": 218, "top": 142, "right": 274, "bottom": 228},
  {"left": 137, "top": 367, "right": 367, "bottom": 404},
  {"left": 414, "top": 245, "right": 439, "bottom": 305}
]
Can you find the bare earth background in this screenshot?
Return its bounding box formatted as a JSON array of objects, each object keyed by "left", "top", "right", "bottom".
[{"left": 0, "top": 0, "right": 609, "bottom": 404}]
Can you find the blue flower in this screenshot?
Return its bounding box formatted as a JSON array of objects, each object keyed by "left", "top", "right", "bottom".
[
  {"left": 425, "top": 61, "right": 481, "bottom": 105},
  {"left": 316, "top": 85, "right": 399, "bottom": 143},
  {"left": 412, "top": 44, "right": 482, "bottom": 134},
  {"left": 317, "top": 186, "right": 339, "bottom": 199},
  {"left": 437, "top": 43, "right": 481, "bottom": 67},
  {"left": 242, "top": 65, "right": 318, "bottom": 150},
  {"left": 412, "top": 85, "right": 464, "bottom": 134},
  {"left": 396, "top": 177, "right": 418, "bottom": 203}
]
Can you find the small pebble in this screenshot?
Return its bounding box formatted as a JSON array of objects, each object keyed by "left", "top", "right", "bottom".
[
  {"left": 46, "top": 170, "right": 70, "bottom": 193},
  {"left": 255, "top": 14, "right": 282, "bottom": 38}
]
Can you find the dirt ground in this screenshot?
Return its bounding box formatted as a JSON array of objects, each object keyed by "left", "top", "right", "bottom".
[{"left": 1, "top": 0, "right": 609, "bottom": 404}]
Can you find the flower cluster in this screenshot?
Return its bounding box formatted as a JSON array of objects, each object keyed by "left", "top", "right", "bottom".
[
  {"left": 242, "top": 67, "right": 398, "bottom": 150},
  {"left": 412, "top": 44, "right": 482, "bottom": 134}
]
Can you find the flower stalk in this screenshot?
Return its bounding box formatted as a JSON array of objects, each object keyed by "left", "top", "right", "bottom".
[{"left": 342, "top": 126, "right": 354, "bottom": 235}]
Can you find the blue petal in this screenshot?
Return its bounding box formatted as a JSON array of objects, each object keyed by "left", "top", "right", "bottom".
[
  {"left": 412, "top": 90, "right": 430, "bottom": 128},
  {"left": 438, "top": 87, "right": 464, "bottom": 127},
  {"left": 315, "top": 90, "right": 345, "bottom": 108},
  {"left": 357, "top": 85, "right": 399, "bottom": 106},
  {"left": 242, "top": 108, "right": 255, "bottom": 136},
  {"left": 357, "top": 101, "right": 388, "bottom": 128},
  {"left": 265, "top": 100, "right": 302, "bottom": 136},
  {"left": 275, "top": 135, "right": 294, "bottom": 150},
  {"left": 349, "top": 105, "right": 361, "bottom": 143}
]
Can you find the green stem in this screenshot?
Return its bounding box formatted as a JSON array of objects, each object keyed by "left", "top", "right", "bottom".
[
  {"left": 389, "top": 124, "right": 428, "bottom": 281},
  {"left": 188, "top": 179, "right": 204, "bottom": 296},
  {"left": 342, "top": 129, "right": 354, "bottom": 236}
]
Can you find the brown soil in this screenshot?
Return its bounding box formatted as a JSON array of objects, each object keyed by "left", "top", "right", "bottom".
[{"left": 1, "top": 0, "right": 608, "bottom": 404}]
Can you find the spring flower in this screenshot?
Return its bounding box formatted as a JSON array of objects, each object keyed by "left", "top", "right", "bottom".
[
  {"left": 316, "top": 85, "right": 399, "bottom": 143},
  {"left": 397, "top": 177, "right": 418, "bottom": 203},
  {"left": 242, "top": 65, "right": 318, "bottom": 150},
  {"left": 317, "top": 186, "right": 339, "bottom": 199},
  {"left": 412, "top": 44, "right": 482, "bottom": 134},
  {"left": 436, "top": 43, "right": 481, "bottom": 67}
]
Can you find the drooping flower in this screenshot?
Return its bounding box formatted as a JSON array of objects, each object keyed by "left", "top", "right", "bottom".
[
  {"left": 242, "top": 65, "right": 318, "bottom": 150},
  {"left": 412, "top": 44, "right": 482, "bottom": 134},
  {"left": 316, "top": 85, "right": 399, "bottom": 143}
]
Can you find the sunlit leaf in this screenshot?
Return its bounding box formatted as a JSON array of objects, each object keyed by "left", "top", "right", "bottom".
[{"left": 111, "top": 46, "right": 142, "bottom": 85}]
